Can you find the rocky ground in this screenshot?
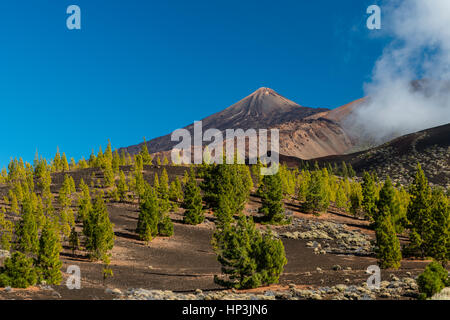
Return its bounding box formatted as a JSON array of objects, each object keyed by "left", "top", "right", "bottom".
[
  {"left": 276, "top": 217, "right": 373, "bottom": 256},
  {"left": 114, "top": 275, "right": 420, "bottom": 300}
]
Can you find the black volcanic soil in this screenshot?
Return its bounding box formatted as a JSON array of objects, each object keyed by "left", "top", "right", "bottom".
[{"left": 0, "top": 166, "right": 435, "bottom": 300}]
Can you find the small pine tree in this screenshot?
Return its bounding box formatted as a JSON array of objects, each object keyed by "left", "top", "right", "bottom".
[
  {"left": 428, "top": 190, "right": 449, "bottom": 264},
  {"left": 297, "top": 170, "right": 311, "bottom": 202},
  {"left": 375, "top": 178, "right": 402, "bottom": 269},
  {"left": 15, "top": 198, "right": 39, "bottom": 255},
  {"left": 258, "top": 171, "right": 285, "bottom": 224},
  {"left": 69, "top": 227, "right": 79, "bottom": 255},
  {"left": 77, "top": 178, "right": 92, "bottom": 222},
  {"left": 406, "top": 164, "right": 433, "bottom": 257},
  {"left": 304, "top": 170, "right": 329, "bottom": 214},
  {"left": 182, "top": 169, "right": 204, "bottom": 225},
  {"left": 103, "top": 161, "right": 115, "bottom": 188},
  {"left": 116, "top": 170, "right": 129, "bottom": 202},
  {"left": 0, "top": 208, "right": 13, "bottom": 251},
  {"left": 112, "top": 149, "right": 120, "bottom": 173},
  {"left": 362, "top": 171, "right": 377, "bottom": 219},
  {"left": 83, "top": 192, "right": 115, "bottom": 260},
  {"left": 349, "top": 182, "right": 363, "bottom": 216},
  {"left": 169, "top": 177, "right": 183, "bottom": 203},
  {"left": 140, "top": 138, "right": 152, "bottom": 165},
  {"left": 37, "top": 221, "right": 63, "bottom": 285},
  {"left": 335, "top": 180, "right": 348, "bottom": 211},
  {"left": 61, "top": 153, "right": 69, "bottom": 172},
  {"left": 136, "top": 186, "right": 159, "bottom": 242}
]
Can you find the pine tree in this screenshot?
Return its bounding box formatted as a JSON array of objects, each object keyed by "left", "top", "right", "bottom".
[
  {"left": 375, "top": 178, "right": 402, "bottom": 269},
  {"left": 37, "top": 221, "right": 62, "bottom": 285},
  {"left": 213, "top": 215, "right": 287, "bottom": 289},
  {"left": 183, "top": 169, "right": 204, "bottom": 225},
  {"left": 112, "top": 150, "right": 120, "bottom": 173},
  {"left": 304, "top": 170, "right": 329, "bottom": 214},
  {"left": 116, "top": 170, "right": 129, "bottom": 202},
  {"left": 136, "top": 186, "right": 159, "bottom": 242},
  {"left": 104, "top": 140, "right": 113, "bottom": 166},
  {"left": 0, "top": 208, "right": 13, "bottom": 251},
  {"left": 335, "top": 180, "right": 348, "bottom": 211},
  {"left": 132, "top": 155, "right": 145, "bottom": 200},
  {"left": 169, "top": 176, "right": 183, "bottom": 203},
  {"left": 153, "top": 172, "right": 160, "bottom": 192},
  {"left": 83, "top": 192, "right": 115, "bottom": 260},
  {"left": 140, "top": 138, "right": 152, "bottom": 165},
  {"left": 78, "top": 157, "right": 88, "bottom": 169},
  {"left": 158, "top": 168, "right": 171, "bottom": 214},
  {"left": 9, "top": 191, "right": 19, "bottom": 215},
  {"left": 53, "top": 147, "right": 62, "bottom": 172},
  {"left": 258, "top": 171, "right": 285, "bottom": 224},
  {"left": 69, "top": 226, "right": 79, "bottom": 256},
  {"left": 77, "top": 178, "right": 92, "bottom": 222},
  {"left": 349, "top": 182, "right": 363, "bottom": 216},
  {"left": 341, "top": 161, "right": 349, "bottom": 178},
  {"left": 428, "top": 189, "right": 449, "bottom": 264},
  {"left": 201, "top": 161, "right": 250, "bottom": 216},
  {"left": 297, "top": 170, "right": 311, "bottom": 202},
  {"left": 15, "top": 197, "right": 39, "bottom": 255},
  {"left": 61, "top": 153, "right": 69, "bottom": 172},
  {"left": 406, "top": 164, "right": 433, "bottom": 257},
  {"left": 362, "top": 171, "right": 377, "bottom": 219},
  {"left": 88, "top": 149, "right": 97, "bottom": 167},
  {"left": 103, "top": 161, "right": 115, "bottom": 188},
  {"left": 162, "top": 156, "right": 169, "bottom": 166}
]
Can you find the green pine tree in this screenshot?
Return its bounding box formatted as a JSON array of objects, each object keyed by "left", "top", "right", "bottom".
[
  {"left": 374, "top": 178, "right": 402, "bottom": 269},
  {"left": 136, "top": 185, "right": 160, "bottom": 242},
  {"left": 140, "top": 137, "right": 152, "bottom": 165},
  {"left": 83, "top": 192, "right": 115, "bottom": 260},
  {"left": 406, "top": 164, "right": 433, "bottom": 257},
  {"left": 362, "top": 171, "right": 377, "bottom": 219},
  {"left": 15, "top": 197, "right": 39, "bottom": 255},
  {"left": 69, "top": 226, "right": 80, "bottom": 256},
  {"left": 37, "top": 221, "right": 62, "bottom": 285},
  {"left": 116, "top": 170, "right": 129, "bottom": 202},
  {"left": 0, "top": 208, "right": 13, "bottom": 251},
  {"left": 258, "top": 171, "right": 286, "bottom": 224},
  {"left": 304, "top": 170, "right": 329, "bottom": 214},
  {"left": 183, "top": 169, "right": 204, "bottom": 225},
  {"left": 428, "top": 189, "right": 449, "bottom": 264}
]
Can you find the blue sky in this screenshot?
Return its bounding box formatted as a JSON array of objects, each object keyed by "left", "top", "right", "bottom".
[{"left": 0, "top": 0, "right": 386, "bottom": 168}]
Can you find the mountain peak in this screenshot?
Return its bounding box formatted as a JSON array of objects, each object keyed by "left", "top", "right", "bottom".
[{"left": 252, "top": 87, "right": 276, "bottom": 96}]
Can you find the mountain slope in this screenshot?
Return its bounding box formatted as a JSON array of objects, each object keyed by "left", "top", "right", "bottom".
[
  {"left": 308, "top": 123, "right": 450, "bottom": 187},
  {"left": 121, "top": 88, "right": 357, "bottom": 160}
]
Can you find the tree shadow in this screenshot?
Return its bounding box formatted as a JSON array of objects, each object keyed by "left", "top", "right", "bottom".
[{"left": 114, "top": 231, "right": 141, "bottom": 241}]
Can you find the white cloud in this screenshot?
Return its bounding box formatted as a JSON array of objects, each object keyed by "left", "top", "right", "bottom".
[{"left": 348, "top": 0, "right": 450, "bottom": 143}]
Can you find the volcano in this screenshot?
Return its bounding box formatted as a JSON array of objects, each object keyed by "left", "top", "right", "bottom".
[{"left": 121, "top": 87, "right": 360, "bottom": 159}]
